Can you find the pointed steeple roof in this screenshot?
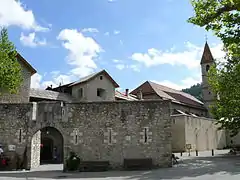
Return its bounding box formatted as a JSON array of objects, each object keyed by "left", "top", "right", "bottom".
[{"left": 200, "top": 42, "right": 214, "bottom": 64}]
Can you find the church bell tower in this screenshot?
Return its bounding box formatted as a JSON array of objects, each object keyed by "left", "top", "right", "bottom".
[{"left": 200, "top": 42, "right": 215, "bottom": 117}]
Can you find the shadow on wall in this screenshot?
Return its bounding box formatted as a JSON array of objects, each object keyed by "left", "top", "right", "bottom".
[{"left": 0, "top": 155, "right": 239, "bottom": 179}]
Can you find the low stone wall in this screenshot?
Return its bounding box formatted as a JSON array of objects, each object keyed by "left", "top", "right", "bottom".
[
  {"left": 172, "top": 114, "right": 226, "bottom": 152},
  {"left": 64, "top": 100, "right": 172, "bottom": 169},
  {"left": 0, "top": 100, "right": 173, "bottom": 170}
]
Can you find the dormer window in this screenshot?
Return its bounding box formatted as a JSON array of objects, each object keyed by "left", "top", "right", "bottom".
[
  {"left": 206, "top": 65, "right": 210, "bottom": 72},
  {"left": 100, "top": 75, "right": 103, "bottom": 80}
]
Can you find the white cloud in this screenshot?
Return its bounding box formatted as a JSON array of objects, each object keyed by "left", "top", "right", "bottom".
[
  {"left": 20, "top": 32, "right": 47, "bottom": 47},
  {"left": 114, "top": 30, "right": 120, "bottom": 35},
  {"left": 57, "top": 29, "right": 102, "bottom": 77},
  {"left": 116, "top": 64, "right": 125, "bottom": 70},
  {"left": 129, "top": 64, "right": 140, "bottom": 72},
  {"left": 112, "top": 59, "right": 121, "bottom": 63},
  {"left": 104, "top": 32, "right": 110, "bottom": 36},
  {"left": 31, "top": 71, "right": 75, "bottom": 89},
  {"left": 81, "top": 28, "right": 99, "bottom": 33},
  {"left": 114, "top": 63, "right": 140, "bottom": 72},
  {"left": 0, "top": 0, "right": 48, "bottom": 31},
  {"left": 131, "top": 42, "right": 224, "bottom": 69},
  {"left": 120, "top": 40, "right": 124, "bottom": 45},
  {"left": 41, "top": 81, "right": 56, "bottom": 89},
  {"left": 152, "top": 76, "right": 201, "bottom": 90},
  {"left": 52, "top": 74, "right": 73, "bottom": 85},
  {"left": 31, "top": 73, "right": 42, "bottom": 88},
  {"left": 31, "top": 29, "right": 102, "bottom": 89}
]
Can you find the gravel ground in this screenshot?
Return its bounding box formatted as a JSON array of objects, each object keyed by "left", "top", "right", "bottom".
[{"left": 0, "top": 149, "right": 239, "bottom": 180}]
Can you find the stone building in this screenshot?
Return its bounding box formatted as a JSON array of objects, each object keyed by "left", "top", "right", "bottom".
[
  {"left": 0, "top": 54, "right": 172, "bottom": 170},
  {"left": 0, "top": 43, "right": 239, "bottom": 170},
  {"left": 0, "top": 53, "right": 36, "bottom": 103}
]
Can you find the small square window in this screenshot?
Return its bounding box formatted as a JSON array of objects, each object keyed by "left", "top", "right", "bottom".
[
  {"left": 97, "top": 88, "right": 105, "bottom": 97},
  {"left": 100, "top": 76, "right": 103, "bottom": 80}
]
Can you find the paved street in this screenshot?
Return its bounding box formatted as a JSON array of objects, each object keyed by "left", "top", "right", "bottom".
[{"left": 0, "top": 150, "right": 239, "bottom": 180}]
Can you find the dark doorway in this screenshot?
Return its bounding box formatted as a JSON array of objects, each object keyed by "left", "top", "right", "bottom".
[
  {"left": 40, "top": 137, "right": 54, "bottom": 164},
  {"left": 40, "top": 127, "right": 64, "bottom": 165}
]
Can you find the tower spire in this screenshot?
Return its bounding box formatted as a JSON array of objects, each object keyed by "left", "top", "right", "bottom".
[{"left": 200, "top": 41, "right": 214, "bottom": 65}]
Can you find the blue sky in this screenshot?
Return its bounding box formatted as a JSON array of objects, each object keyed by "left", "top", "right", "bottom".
[{"left": 1, "top": 0, "right": 224, "bottom": 91}]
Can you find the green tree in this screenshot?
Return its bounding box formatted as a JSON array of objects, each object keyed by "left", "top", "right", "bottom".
[
  {"left": 0, "top": 28, "right": 22, "bottom": 95},
  {"left": 182, "top": 83, "right": 203, "bottom": 101},
  {"left": 188, "top": 0, "right": 240, "bottom": 136}
]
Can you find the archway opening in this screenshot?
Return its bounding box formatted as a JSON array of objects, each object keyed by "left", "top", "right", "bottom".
[
  {"left": 40, "top": 127, "right": 64, "bottom": 165},
  {"left": 31, "top": 126, "right": 64, "bottom": 167},
  {"left": 40, "top": 137, "right": 54, "bottom": 163}
]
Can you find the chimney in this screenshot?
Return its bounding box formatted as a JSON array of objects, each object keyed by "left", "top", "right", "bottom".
[
  {"left": 137, "top": 89, "right": 143, "bottom": 100},
  {"left": 125, "top": 89, "right": 129, "bottom": 96}
]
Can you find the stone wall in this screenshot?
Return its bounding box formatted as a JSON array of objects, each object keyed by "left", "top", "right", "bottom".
[
  {"left": 172, "top": 114, "right": 226, "bottom": 152},
  {"left": 31, "top": 130, "right": 41, "bottom": 169},
  {"left": 0, "top": 60, "right": 32, "bottom": 103},
  {"left": 0, "top": 100, "right": 172, "bottom": 170},
  {"left": 64, "top": 100, "right": 172, "bottom": 169},
  {"left": 171, "top": 115, "right": 185, "bottom": 152},
  {"left": 0, "top": 103, "right": 33, "bottom": 169}
]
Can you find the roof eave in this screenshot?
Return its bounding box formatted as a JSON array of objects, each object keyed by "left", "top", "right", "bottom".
[{"left": 17, "top": 53, "right": 37, "bottom": 75}]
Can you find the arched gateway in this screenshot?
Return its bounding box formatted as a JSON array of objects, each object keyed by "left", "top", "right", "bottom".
[
  {"left": 30, "top": 127, "right": 64, "bottom": 168},
  {"left": 0, "top": 101, "right": 172, "bottom": 171}
]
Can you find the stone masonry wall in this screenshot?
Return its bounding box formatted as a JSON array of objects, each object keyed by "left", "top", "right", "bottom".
[
  {"left": 31, "top": 130, "right": 41, "bottom": 169},
  {"left": 64, "top": 100, "right": 172, "bottom": 169},
  {"left": 0, "top": 100, "right": 172, "bottom": 170},
  {"left": 0, "top": 103, "right": 33, "bottom": 169}
]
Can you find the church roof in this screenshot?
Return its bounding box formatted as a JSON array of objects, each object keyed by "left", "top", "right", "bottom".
[
  {"left": 130, "top": 81, "right": 205, "bottom": 109},
  {"left": 200, "top": 42, "right": 214, "bottom": 65}
]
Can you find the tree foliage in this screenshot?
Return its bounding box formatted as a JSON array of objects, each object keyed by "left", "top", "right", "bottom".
[
  {"left": 182, "top": 83, "right": 203, "bottom": 101},
  {"left": 188, "top": 0, "right": 240, "bottom": 136},
  {"left": 0, "top": 28, "right": 22, "bottom": 95}
]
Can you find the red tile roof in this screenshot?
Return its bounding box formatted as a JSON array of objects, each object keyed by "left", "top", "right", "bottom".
[{"left": 131, "top": 81, "right": 205, "bottom": 109}]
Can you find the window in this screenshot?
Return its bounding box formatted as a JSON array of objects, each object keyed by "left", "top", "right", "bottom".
[
  {"left": 97, "top": 88, "right": 105, "bottom": 97},
  {"left": 144, "top": 127, "right": 148, "bottom": 143},
  {"left": 108, "top": 128, "right": 112, "bottom": 144},
  {"left": 75, "top": 131, "right": 78, "bottom": 145},
  {"left": 78, "top": 88, "right": 83, "bottom": 98},
  {"left": 206, "top": 65, "right": 210, "bottom": 72},
  {"left": 19, "top": 129, "right": 22, "bottom": 143},
  {"left": 100, "top": 75, "right": 103, "bottom": 80}
]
